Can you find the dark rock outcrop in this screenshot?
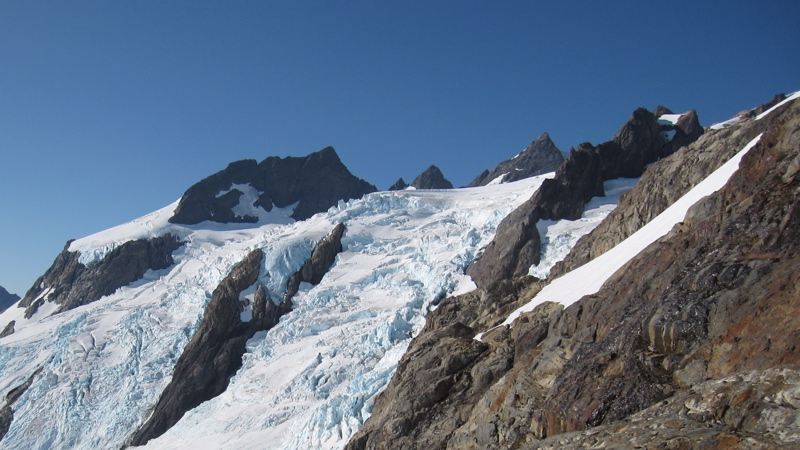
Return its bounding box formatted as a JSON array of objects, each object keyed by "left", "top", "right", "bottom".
[
  {"left": 19, "top": 235, "right": 182, "bottom": 318},
  {"left": 388, "top": 178, "right": 409, "bottom": 191},
  {"left": 467, "top": 133, "right": 565, "bottom": 187},
  {"left": 284, "top": 223, "right": 345, "bottom": 303},
  {"left": 0, "top": 367, "right": 42, "bottom": 443},
  {"left": 0, "top": 286, "right": 19, "bottom": 313},
  {"left": 752, "top": 93, "right": 787, "bottom": 117},
  {"left": 0, "top": 321, "right": 14, "bottom": 338},
  {"left": 411, "top": 166, "right": 453, "bottom": 190},
  {"left": 169, "top": 147, "right": 377, "bottom": 224},
  {"left": 131, "top": 223, "right": 346, "bottom": 447},
  {"left": 466, "top": 107, "right": 704, "bottom": 288},
  {"left": 551, "top": 106, "right": 768, "bottom": 278},
  {"left": 130, "top": 248, "right": 268, "bottom": 447},
  {"left": 347, "top": 96, "right": 800, "bottom": 449}
]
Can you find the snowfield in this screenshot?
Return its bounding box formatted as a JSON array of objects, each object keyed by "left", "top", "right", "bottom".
[{"left": 1, "top": 173, "right": 589, "bottom": 450}]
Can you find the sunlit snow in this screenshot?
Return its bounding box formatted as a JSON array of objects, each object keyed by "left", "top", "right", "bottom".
[
  {"left": 492, "top": 133, "right": 763, "bottom": 331},
  {"left": 0, "top": 174, "right": 553, "bottom": 450},
  {"left": 529, "top": 177, "right": 639, "bottom": 279}
]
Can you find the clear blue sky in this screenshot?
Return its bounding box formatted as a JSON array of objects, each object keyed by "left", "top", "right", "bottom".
[{"left": 1, "top": 1, "right": 798, "bottom": 296}]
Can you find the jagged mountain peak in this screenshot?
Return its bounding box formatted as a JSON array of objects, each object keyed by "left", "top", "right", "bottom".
[
  {"left": 388, "top": 177, "right": 409, "bottom": 191},
  {"left": 0, "top": 286, "right": 19, "bottom": 314},
  {"left": 169, "top": 146, "right": 377, "bottom": 225},
  {"left": 411, "top": 165, "right": 453, "bottom": 190},
  {"left": 467, "top": 132, "right": 565, "bottom": 187}
]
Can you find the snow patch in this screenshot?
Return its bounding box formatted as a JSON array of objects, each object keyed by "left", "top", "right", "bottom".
[
  {"left": 486, "top": 173, "right": 508, "bottom": 186},
  {"left": 529, "top": 177, "right": 639, "bottom": 279},
  {"left": 490, "top": 133, "right": 763, "bottom": 333},
  {"left": 658, "top": 113, "right": 683, "bottom": 125},
  {"left": 756, "top": 90, "right": 800, "bottom": 121}
]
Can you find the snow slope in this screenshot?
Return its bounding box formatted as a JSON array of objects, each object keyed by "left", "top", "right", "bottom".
[
  {"left": 495, "top": 133, "right": 763, "bottom": 329},
  {"left": 0, "top": 174, "right": 555, "bottom": 450}
]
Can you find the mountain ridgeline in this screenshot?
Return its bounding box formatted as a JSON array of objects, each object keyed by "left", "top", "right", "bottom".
[
  {"left": 169, "top": 146, "right": 377, "bottom": 224},
  {"left": 1, "top": 92, "right": 799, "bottom": 449}
]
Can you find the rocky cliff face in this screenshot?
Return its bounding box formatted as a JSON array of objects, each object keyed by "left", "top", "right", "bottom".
[
  {"left": 16, "top": 235, "right": 182, "bottom": 320},
  {"left": 411, "top": 166, "right": 453, "bottom": 190},
  {"left": 169, "top": 147, "right": 377, "bottom": 224},
  {"left": 550, "top": 101, "right": 772, "bottom": 278},
  {"left": 129, "top": 248, "right": 267, "bottom": 447},
  {"left": 0, "top": 287, "right": 19, "bottom": 314},
  {"left": 347, "top": 97, "right": 800, "bottom": 449},
  {"left": 467, "top": 133, "right": 565, "bottom": 187},
  {"left": 466, "top": 107, "right": 703, "bottom": 288}
]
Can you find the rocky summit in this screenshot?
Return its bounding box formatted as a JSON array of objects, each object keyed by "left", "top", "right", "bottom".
[
  {"left": 467, "top": 132, "right": 566, "bottom": 187},
  {"left": 411, "top": 165, "right": 454, "bottom": 190},
  {"left": 0, "top": 286, "right": 19, "bottom": 314},
  {"left": 1, "top": 92, "right": 799, "bottom": 450},
  {"left": 169, "top": 146, "right": 377, "bottom": 224}
]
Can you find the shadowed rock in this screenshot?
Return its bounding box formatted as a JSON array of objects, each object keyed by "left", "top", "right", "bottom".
[
  {"left": 129, "top": 249, "right": 266, "bottom": 447},
  {"left": 466, "top": 107, "right": 704, "bottom": 288},
  {"left": 169, "top": 147, "right": 376, "bottom": 224},
  {"left": 0, "top": 368, "right": 42, "bottom": 443},
  {"left": 131, "top": 223, "right": 346, "bottom": 447},
  {"left": 388, "top": 178, "right": 409, "bottom": 191},
  {"left": 411, "top": 165, "right": 453, "bottom": 190},
  {"left": 285, "top": 223, "right": 345, "bottom": 303},
  {"left": 0, "top": 286, "right": 19, "bottom": 314},
  {"left": 468, "top": 133, "right": 565, "bottom": 187},
  {"left": 19, "top": 235, "right": 183, "bottom": 318}
]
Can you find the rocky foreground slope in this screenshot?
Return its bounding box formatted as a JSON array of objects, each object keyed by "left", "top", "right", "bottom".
[{"left": 346, "top": 96, "right": 800, "bottom": 448}]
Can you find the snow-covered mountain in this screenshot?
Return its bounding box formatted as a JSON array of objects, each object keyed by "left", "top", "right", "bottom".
[{"left": 2, "top": 91, "right": 799, "bottom": 449}]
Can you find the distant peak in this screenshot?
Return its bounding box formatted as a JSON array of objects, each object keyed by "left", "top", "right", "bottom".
[
  {"left": 411, "top": 165, "right": 453, "bottom": 190},
  {"left": 388, "top": 178, "right": 409, "bottom": 191}
]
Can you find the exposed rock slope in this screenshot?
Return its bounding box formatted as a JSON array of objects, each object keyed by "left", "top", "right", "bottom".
[
  {"left": 348, "top": 97, "right": 800, "bottom": 449},
  {"left": 129, "top": 248, "right": 267, "bottom": 446},
  {"left": 17, "top": 235, "right": 182, "bottom": 319},
  {"left": 551, "top": 102, "right": 772, "bottom": 278},
  {"left": 466, "top": 107, "right": 703, "bottom": 288},
  {"left": 169, "top": 147, "right": 377, "bottom": 224},
  {"left": 130, "top": 223, "right": 346, "bottom": 447},
  {"left": 467, "top": 133, "right": 565, "bottom": 187}
]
